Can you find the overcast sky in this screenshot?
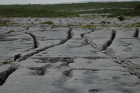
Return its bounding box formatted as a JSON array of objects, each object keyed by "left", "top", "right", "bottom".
[{"left": 0, "top": 0, "right": 137, "bottom": 4}]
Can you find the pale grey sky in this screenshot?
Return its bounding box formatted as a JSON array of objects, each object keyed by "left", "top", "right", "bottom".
[{"left": 0, "top": 0, "right": 137, "bottom": 4}]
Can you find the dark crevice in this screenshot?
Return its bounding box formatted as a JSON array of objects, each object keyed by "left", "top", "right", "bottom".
[
  {"left": 80, "top": 30, "right": 94, "bottom": 38},
  {"left": 55, "top": 63, "right": 69, "bottom": 69},
  {"left": 81, "top": 30, "right": 100, "bottom": 50},
  {"left": 62, "top": 57, "right": 74, "bottom": 64},
  {"left": 29, "top": 64, "right": 51, "bottom": 76},
  {"left": 125, "top": 57, "right": 140, "bottom": 59},
  {"left": 14, "top": 54, "right": 21, "bottom": 62},
  {"left": 63, "top": 68, "right": 99, "bottom": 78},
  {"left": 28, "top": 57, "right": 74, "bottom": 76},
  {"left": 102, "top": 30, "right": 140, "bottom": 79},
  {"left": 19, "top": 28, "right": 73, "bottom": 62},
  {"left": 88, "top": 89, "right": 100, "bottom": 92},
  {"left": 32, "top": 57, "right": 74, "bottom": 64},
  {"left": 83, "top": 56, "right": 110, "bottom": 59},
  {"left": 0, "top": 54, "right": 22, "bottom": 85},
  {"left": 82, "top": 29, "right": 140, "bottom": 79},
  {"left": 80, "top": 33, "right": 85, "bottom": 38},
  {"left": 63, "top": 69, "right": 73, "bottom": 77},
  {"left": 67, "top": 28, "right": 73, "bottom": 39},
  {"left": 0, "top": 67, "right": 17, "bottom": 86},
  {"left": 59, "top": 28, "right": 73, "bottom": 44},
  {"left": 101, "top": 30, "right": 116, "bottom": 51},
  {"left": 0, "top": 28, "right": 73, "bottom": 86},
  {"left": 106, "top": 51, "right": 140, "bottom": 78},
  {"left": 30, "top": 68, "right": 46, "bottom": 76},
  {"left": 82, "top": 31, "right": 100, "bottom": 50},
  {"left": 115, "top": 58, "right": 140, "bottom": 79},
  {"left": 34, "top": 57, "right": 62, "bottom": 63},
  {"left": 133, "top": 28, "right": 139, "bottom": 38},
  {"left": 73, "top": 68, "right": 99, "bottom": 71},
  {"left": 27, "top": 33, "right": 39, "bottom": 48}
]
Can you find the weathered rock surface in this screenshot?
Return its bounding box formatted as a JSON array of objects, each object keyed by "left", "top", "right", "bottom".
[{"left": 0, "top": 17, "right": 140, "bottom": 93}]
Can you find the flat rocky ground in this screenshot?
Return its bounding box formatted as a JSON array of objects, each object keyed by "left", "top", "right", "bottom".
[{"left": 0, "top": 15, "right": 140, "bottom": 93}]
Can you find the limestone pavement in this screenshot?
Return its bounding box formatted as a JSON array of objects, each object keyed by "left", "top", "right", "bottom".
[{"left": 0, "top": 17, "right": 140, "bottom": 93}]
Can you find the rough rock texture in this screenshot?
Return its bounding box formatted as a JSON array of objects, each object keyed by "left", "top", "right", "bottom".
[{"left": 0, "top": 17, "right": 140, "bottom": 93}]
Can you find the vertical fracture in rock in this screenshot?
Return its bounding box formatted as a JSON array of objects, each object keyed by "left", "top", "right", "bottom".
[
  {"left": 28, "top": 33, "right": 39, "bottom": 48},
  {"left": 133, "top": 28, "right": 139, "bottom": 38}
]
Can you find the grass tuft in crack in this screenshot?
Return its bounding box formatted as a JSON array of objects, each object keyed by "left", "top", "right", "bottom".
[{"left": 3, "top": 60, "right": 10, "bottom": 64}]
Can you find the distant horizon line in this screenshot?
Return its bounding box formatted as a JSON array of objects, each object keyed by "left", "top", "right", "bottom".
[{"left": 0, "top": 1, "right": 140, "bottom": 5}]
